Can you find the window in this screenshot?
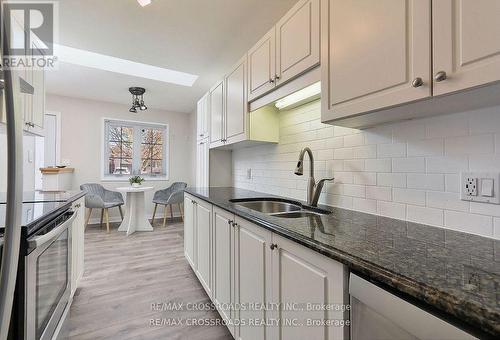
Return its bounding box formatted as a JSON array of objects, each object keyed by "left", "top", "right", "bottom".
[{"left": 103, "top": 119, "right": 168, "bottom": 180}]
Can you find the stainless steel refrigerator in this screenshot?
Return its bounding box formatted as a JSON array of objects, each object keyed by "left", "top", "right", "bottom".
[{"left": 0, "top": 0, "right": 25, "bottom": 338}]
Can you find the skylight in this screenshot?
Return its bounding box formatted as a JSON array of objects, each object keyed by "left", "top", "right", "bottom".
[{"left": 54, "top": 44, "right": 198, "bottom": 87}]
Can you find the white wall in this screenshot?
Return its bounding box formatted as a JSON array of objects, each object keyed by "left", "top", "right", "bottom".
[
  {"left": 46, "top": 94, "right": 194, "bottom": 222},
  {"left": 0, "top": 131, "right": 37, "bottom": 193},
  {"left": 233, "top": 100, "right": 500, "bottom": 240}
]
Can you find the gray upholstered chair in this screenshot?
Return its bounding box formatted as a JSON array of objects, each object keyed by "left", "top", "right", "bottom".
[
  {"left": 80, "top": 183, "right": 124, "bottom": 233},
  {"left": 152, "top": 182, "right": 187, "bottom": 227}
]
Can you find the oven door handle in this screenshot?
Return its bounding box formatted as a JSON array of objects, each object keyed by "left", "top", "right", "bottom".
[{"left": 28, "top": 211, "right": 77, "bottom": 248}]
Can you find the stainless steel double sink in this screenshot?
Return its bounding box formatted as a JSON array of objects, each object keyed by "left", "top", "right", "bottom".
[{"left": 229, "top": 198, "right": 331, "bottom": 218}]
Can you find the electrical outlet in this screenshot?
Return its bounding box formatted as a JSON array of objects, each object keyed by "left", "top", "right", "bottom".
[
  {"left": 461, "top": 172, "right": 500, "bottom": 204},
  {"left": 465, "top": 177, "right": 477, "bottom": 196}
]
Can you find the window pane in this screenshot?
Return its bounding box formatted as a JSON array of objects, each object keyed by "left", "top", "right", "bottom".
[
  {"left": 141, "top": 159, "right": 151, "bottom": 175},
  {"left": 119, "top": 158, "right": 132, "bottom": 175},
  {"left": 108, "top": 158, "right": 121, "bottom": 174},
  {"left": 142, "top": 128, "right": 163, "bottom": 144},
  {"left": 109, "top": 142, "right": 121, "bottom": 158},
  {"left": 122, "top": 142, "right": 133, "bottom": 158},
  {"left": 122, "top": 127, "right": 134, "bottom": 143},
  {"left": 151, "top": 160, "right": 163, "bottom": 175},
  {"left": 151, "top": 144, "right": 163, "bottom": 160},
  {"left": 141, "top": 144, "right": 152, "bottom": 159},
  {"left": 109, "top": 127, "right": 121, "bottom": 142}
]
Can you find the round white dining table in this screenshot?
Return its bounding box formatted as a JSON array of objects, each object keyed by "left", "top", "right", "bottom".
[{"left": 116, "top": 186, "right": 154, "bottom": 235}]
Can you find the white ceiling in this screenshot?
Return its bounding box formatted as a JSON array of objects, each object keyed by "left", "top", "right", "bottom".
[{"left": 46, "top": 0, "right": 298, "bottom": 113}]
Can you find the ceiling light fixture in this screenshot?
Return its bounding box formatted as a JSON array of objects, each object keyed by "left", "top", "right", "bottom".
[
  {"left": 275, "top": 81, "right": 321, "bottom": 110},
  {"left": 54, "top": 44, "right": 198, "bottom": 87},
  {"left": 129, "top": 87, "right": 148, "bottom": 113},
  {"left": 137, "top": 0, "right": 152, "bottom": 7}
]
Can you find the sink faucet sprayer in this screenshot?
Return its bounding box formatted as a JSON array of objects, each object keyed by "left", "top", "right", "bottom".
[{"left": 294, "top": 147, "right": 334, "bottom": 207}]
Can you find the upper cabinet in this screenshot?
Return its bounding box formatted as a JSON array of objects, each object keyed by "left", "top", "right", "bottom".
[
  {"left": 196, "top": 93, "right": 210, "bottom": 141},
  {"left": 248, "top": 0, "right": 320, "bottom": 102},
  {"left": 432, "top": 0, "right": 500, "bottom": 96},
  {"left": 275, "top": 0, "right": 320, "bottom": 85},
  {"left": 321, "top": 0, "right": 500, "bottom": 128},
  {"left": 248, "top": 28, "right": 276, "bottom": 101},
  {"left": 209, "top": 80, "right": 225, "bottom": 148},
  {"left": 321, "top": 0, "right": 431, "bottom": 120},
  {"left": 225, "top": 56, "right": 248, "bottom": 145}
]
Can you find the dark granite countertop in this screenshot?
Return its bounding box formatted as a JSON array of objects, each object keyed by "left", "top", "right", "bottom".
[{"left": 185, "top": 187, "right": 500, "bottom": 338}]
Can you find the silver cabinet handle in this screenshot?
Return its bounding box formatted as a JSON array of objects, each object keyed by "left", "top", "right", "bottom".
[
  {"left": 434, "top": 71, "right": 447, "bottom": 82},
  {"left": 269, "top": 78, "right": 275, "bottom": 83},
  {"left": 412, "top": 77, "right": 423, "bottom": 88},
  {"left": 270, "top": 243, "right": 278, "bottom": 250},
  {"left": 275, "top": 74, "right": 280, "bottom": 80},
  {"left": 227, "top": 220, "right": 233, "bottom": 225}
]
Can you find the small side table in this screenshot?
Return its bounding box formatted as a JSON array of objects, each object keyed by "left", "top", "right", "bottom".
[{"left": 116, "top": 186, "right": 154, "bottom": 235}]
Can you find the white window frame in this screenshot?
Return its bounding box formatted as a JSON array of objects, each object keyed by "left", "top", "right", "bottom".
[{"left": 101, "top": 118, "right": 169, "bottom": 181}]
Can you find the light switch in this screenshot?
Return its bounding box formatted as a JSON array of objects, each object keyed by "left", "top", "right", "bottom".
[{"left": 481, "top": 178, "right": 494, "bottom": 197}]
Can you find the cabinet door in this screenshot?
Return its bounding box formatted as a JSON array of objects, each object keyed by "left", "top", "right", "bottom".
[
  {"left": 248, "top": 27, "right": 276, "bottom": 101},
  {"left": 195, "top": 199, "right": 213, "bottom": 297},
  {"left": 71, "top": 198, "right": 85, "bottom": 295},
  {"left": 225, "top": 56, "right": 247, "bottom": 145},
  {"left": 184, "top": 195, "right": 196, "bottom": 268},
  {"left": 433, "top": 0, "right": 500, "bottom": 96},
  {"left": 321, "top": 0, "right": 431, "bottom": 121},
  {"left": 213, "top": 207, "right": 235, "bottom": 329},
  {"left": 234, "top": 217, "right": 273, "bottom": 340},
  {"left": 196, "top": 98, "right": 203, "bottom": 140},
  {"left": 209, "top": 81, "right": 224, "bottom": 148},
  {"left": 197, "top": 93, "right": 210, "bottom": 140},
  {"left": 31, "top": 41, "right": 45, "bottom": 131},
  {"left": 276, "top": 0, "right": 320, "bottom": 85},
  {"left": 195, "top": 140, "right": 209, "bottom": 188},
  {"left": 271, "top": 234, "right": 347, "bottom": 340}
]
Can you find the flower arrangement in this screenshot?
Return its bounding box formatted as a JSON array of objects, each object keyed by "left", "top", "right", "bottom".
[{"left": 129, "top": 176, "right": 145, "bottom": 187}]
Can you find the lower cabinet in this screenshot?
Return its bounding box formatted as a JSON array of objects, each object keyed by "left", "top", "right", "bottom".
[
  {"left": 71, "top": 197, "right": 85, "bottom": 296},
  {"left": 184, "top": 195, "right": 196, "bottom": 268},
  {"left": 184, "top": 194, "right": 348, "bottom": 340}
]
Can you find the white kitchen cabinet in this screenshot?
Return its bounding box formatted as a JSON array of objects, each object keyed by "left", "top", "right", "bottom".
[
  {"left": 234, "top": 216, "right": 273, "bottom": 340},
  {"left": 30, "top": 40, "right": 45, "bottom": 134},
  {"left": 248, "top": 27, "right": 276, "bottom": 101},
  {"left": 195, "top": 139, "right": 209, "bottom": 188},
  {"left": 209, "top": 80, "right": 225, "bottom": 148},
  {"left": 271, "top": 234, "right": 347, "bottom": 340},
  {"left": 212, "top": 207, "right": 235, "bottom": 335},
  {"left": 196, "top": 93, "right": 210, "bottom": 141},
  {"left": 184, "top": 195, "right": 196, "bottom": 268},
  {"left": 275, "top": 0, "right": 320, "bottom": 85},
  {"left": 225, "top": 56, "right": 248, "bottom": 145},
  {"left": 432, "top": 0, "right": 500, "bottom": 96},
  {"left": 71, "top": 198, "right": 85, "bottom": 296},
  {"left": 321, "top": 0, "right": 431, "bottom": 122},
  {"left": 195, "top": 198, "right": 213, "bottom": 297}
]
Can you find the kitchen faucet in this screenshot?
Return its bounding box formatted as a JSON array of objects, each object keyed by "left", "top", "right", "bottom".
[{"left": 294, "top": 147, "right": 334, "bottom": 207}]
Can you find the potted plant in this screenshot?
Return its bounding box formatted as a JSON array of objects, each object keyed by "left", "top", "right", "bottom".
[{"left": 129, "top": 176, "right": 145, "bottom": 188}]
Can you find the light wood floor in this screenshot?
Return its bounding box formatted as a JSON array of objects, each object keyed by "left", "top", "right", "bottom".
[{"left": 62, "top": 219, "right": 232, "bottom": 340}]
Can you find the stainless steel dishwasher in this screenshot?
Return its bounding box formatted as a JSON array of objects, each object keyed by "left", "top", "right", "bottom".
[{"left": 349, "top": 273, "right": 477, "bottom": 340}]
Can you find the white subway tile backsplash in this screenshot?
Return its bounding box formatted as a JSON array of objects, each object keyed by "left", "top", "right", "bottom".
[
  {"left": 232, "top": 100, "right": 500, "bottom": 239},
  {"left": 377, "top": 201, "right": 406, "bottom": 219},
  {"left": 392, "top": 157, "right": 425, "bottom": 173},
  {"left": 365, "top": 159, "right": 392, "bottom": 172},
  {"left": 393, "top": 188, "right": 426, "bottom": 206},
  {"left": 445, "top": 135, "right": 494, "bottom": 155},
  {"left": 353, "top": 198, "right": 377, "bottom": 213},
  {"left": 407, "top": 139, "right": 443, "bottom": 157},
  {"left": 407, "top": 174, "right": 444, "bottom": 191},
  {"left": 377, "top": 173, "right": 406, "bottom": 188},
  {"left": 407, "top": 205, "right": 444, "bottom": 226},
  {"left": 426, "top": 156, "right": 468, "bottom": 174},
  {"left": 444, "top": 211, "right": 493, "bottom": 236},
  {"left": 377, "top": 143, "right": 406, "bottom": 158},
  {"left": 366, "top": 186, "right": 392, "bottom": 201}
]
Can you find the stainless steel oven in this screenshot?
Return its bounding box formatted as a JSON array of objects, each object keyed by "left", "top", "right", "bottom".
[{"left": 25, "top": 210, "right": 76, "bottom": 340}]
